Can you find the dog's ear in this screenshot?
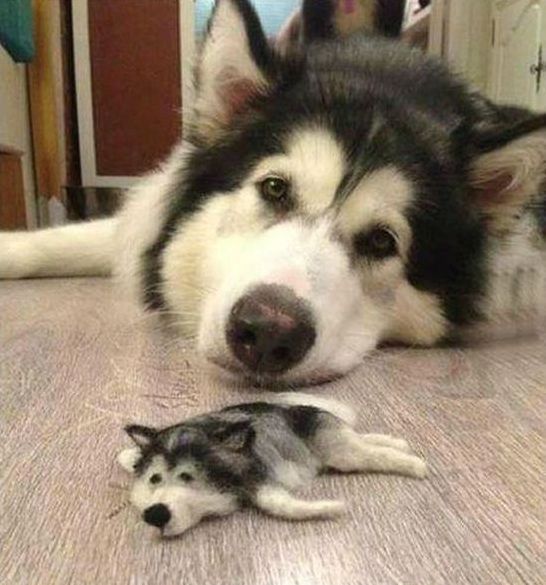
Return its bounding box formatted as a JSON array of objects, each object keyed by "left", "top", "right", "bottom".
[
  {"left": 193, "top": 0, "right": 275, "bottom": 142},
  {"left": 125, "top": 425, "right": 157, "bottom": 449},
  {"left": 212, "top": 420, "right": 255, "bottom": 451},
  {"left": 275, "top": 10, "right": 304, "bottom": 56},
  {"left": 301, "top": 0, "right": 405, "bottom": 43},
  {"left": 469, "top": 113, "right": 546, "bottom": 231}
]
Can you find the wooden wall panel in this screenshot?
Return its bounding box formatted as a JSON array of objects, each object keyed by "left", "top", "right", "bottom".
[
  {"left": 28, "top": 0, "right": 63, "bottom": 203},
  {"left": 88, "top": 0, "right": 181, "bottom": 177},
  {"left": 0, "top": 152, "right": 27, "bottom": 229}
]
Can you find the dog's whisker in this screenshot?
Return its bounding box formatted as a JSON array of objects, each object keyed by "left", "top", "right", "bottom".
[
  {"left": 108, "top": 482, "right": 129, "bottom": 492},
  {"left": 106, "top": 501, "right": 130, "bottom": 520}
]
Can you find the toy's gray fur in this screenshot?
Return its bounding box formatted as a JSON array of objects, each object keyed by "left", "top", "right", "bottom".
[{"left": 118, "top": 394, "right": 427, "bottom": 537}]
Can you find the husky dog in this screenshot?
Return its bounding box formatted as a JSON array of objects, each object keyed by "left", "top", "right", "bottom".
[
  {"left": 1, "top": 0, "right": 545, "bottom": 385},
  {"left": 118, "top": 394, "right": 427, "bottom": 537}
]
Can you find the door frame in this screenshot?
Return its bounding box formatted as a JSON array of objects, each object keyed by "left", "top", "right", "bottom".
[{"left": 71, "top": 0, "right": 194, "bottom": 188}]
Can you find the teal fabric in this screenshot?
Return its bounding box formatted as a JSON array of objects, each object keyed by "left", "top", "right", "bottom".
[{"left": 0, "top": 0, "right": 35, "bottom": 63}]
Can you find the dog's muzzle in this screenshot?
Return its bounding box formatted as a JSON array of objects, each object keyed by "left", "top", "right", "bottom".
[
  {"left": 143, "top": 503, "right": 171, "bottom": 529},
  {"left": 226, "top": 284, "right": 316, "bottom": 375}
]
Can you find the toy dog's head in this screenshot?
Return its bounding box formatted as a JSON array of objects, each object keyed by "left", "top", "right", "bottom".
[{"left": 118, "top": 423, "right": 254, "bottom": 537}]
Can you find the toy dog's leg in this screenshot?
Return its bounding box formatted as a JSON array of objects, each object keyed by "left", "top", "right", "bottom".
[
  {"left": 360, "top": 434, "right": 411, "bottom": 453},
  {"left": 254, "top": 485, "right": 345, "bottom": 520},
  {"left": 318, "top": 427, "right": 428, "bottom": 478},
  {"left": 117, "top": 447, "right": 140, "bottom": 472}
]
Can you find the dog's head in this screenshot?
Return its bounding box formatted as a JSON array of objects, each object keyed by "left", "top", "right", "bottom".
[
  {"left": 119, "top": 422, "right": 254, "bottom": 537},
  {"left": 148, "top": 0, "right": 546, "bottom": 384}
]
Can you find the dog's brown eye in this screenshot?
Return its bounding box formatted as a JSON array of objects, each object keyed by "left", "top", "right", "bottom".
[
  {"left": 149, "top": 473, "right": 162, "bottom": 484},
  {"left": 259, "top": 176, "right": 289, "bottom": 202},
  {"left": 354, "top": 227, "right": 397, "bottom": 259},
  {"left": 178, "top": 472, "right": 193, "bottom": 483}
]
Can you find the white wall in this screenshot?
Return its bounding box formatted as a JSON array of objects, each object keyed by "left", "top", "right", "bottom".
[
  {"left": 444, "top": 0, "right": 492, "bottom": 92},
  {"left": 0, "top": 45, "right": 37, "bottom": 228}
]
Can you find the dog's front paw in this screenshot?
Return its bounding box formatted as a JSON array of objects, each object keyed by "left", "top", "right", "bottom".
[{"left": 117, "top": 447, "right": 141, "bottom": 472}]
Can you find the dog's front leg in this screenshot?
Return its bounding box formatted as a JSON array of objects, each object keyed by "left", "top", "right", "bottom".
[
  {"left": 254, "top": 485, "right": 346, "bottom": 520},
  {"left": 117, "top": 447, "right": 141, "bottom": 472},
  {"left": 359, "top": 433, "right": 411, "bottom": 452}
]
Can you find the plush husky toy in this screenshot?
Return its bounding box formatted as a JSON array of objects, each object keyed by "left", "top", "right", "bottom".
[{"left": 118, "top": 394, "right": 427, "bottom": 537}]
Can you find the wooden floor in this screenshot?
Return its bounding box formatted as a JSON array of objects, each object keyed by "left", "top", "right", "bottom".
[{"left": 1, "top": 279, "right": 545, "bottom": 585}]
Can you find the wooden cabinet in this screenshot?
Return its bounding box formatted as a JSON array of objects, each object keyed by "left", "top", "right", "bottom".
[
  {"left": 72, "top": 0, "right": 194, "bottom": 188},
  {"left": 490, "top": 0, "right": 546, "bottom": 111},
  {"left": 0, "top": 148, "right": 27, "bottom": 229}
]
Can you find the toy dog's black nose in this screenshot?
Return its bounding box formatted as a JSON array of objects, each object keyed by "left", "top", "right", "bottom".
[
  {"left": 226, "top": 284, "right": 316, "bottom": 374},
  {"left": 143, "top": 504, "right": 171, "bottom": 529}
]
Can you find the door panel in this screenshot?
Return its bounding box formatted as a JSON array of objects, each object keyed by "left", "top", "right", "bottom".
[
  {"left": 0, "top": 151, "right": 27, "bottom": 229},
  {"left": 88, "top": 0, "right": 181, "bottom": 177},
  {"left": 539, "top": 0, "right": 546, "bottom": 109},
  {"left": 492, "top": 0, "right": 544, "bottom": 111}
]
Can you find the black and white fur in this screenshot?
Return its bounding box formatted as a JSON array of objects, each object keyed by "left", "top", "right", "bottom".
[
  {"left": 276, "top": 0, "right": 405, "bottom": 55},
  {"left": 118, "top": 394, "right": 427, "bottom": 537},
  {"left": 1, "top": 0, "right": 545, "bottom": 385}
]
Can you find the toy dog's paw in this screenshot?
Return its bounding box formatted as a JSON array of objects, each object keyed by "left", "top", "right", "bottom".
[
  {"left": 408, "top": 456, "right": 428, "bottom": 479},
  {"left": 361, "top": 434, "right": 412, "bottom": 453},
  {"left": 255, "top": 485, "right": 347, "bottom": 521},
  {"left": 117, "top": 447, "right": 140, "bottom": 472},
  {"left": 319, "top": 499, "right": 347, "bottom": 518},
  {"left": 387, "top": 438, "right": 412, "bottom": 453}
]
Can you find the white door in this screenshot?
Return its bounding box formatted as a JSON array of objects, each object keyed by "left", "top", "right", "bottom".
[{"left": 490, "top": 0, "right": 546, "bottom": 111}]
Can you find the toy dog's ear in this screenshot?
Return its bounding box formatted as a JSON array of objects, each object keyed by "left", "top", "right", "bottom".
[
  {"left": 171, "top": 428, "right": 200, "bottom": 452},
  {"left": 125, "top": 425, "right": 157, "bottom": 449},
  {"left": 213, "top": 420, "right": 255, "bottom": 451}
]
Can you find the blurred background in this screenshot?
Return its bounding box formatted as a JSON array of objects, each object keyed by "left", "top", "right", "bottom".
[{"left": 0, "top": 0, "right": 544, "bottom": 230}]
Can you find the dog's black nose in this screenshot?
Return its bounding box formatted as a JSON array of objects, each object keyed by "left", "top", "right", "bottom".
[
  {"left": 226, "top": 284, "right": 316, "bottom": 374},
  {"left": 143, "top": 504, "right": 171, "bottom": 529}
]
